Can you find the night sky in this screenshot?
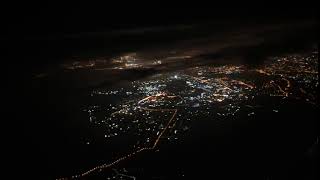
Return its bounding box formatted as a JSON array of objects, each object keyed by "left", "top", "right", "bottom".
[{"left": 7, "top": 4, "right": 317, "bottom": 35}]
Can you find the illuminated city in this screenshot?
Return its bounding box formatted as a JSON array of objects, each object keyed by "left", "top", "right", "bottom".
[{"left": 54, "top": 49, "right": 318, "bottom": 179}]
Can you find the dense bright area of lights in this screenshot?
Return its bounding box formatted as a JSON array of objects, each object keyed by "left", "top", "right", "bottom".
[{"left": 56, "top": 50, "right": 318, "bottom": 179}]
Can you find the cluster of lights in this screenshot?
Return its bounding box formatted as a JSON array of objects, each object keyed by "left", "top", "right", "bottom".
[
  {"left": 58, "top": 50, "right": 317, "bottom": 179},
  {"left": 60, "top": 53, "right": 192, "bottom": 72}
]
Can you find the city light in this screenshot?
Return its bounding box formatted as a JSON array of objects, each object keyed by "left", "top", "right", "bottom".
[{"left": 57, "top": 50, "right": 318, "bottom": 179}]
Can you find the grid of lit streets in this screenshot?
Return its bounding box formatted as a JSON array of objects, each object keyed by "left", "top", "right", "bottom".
[{"left": 57, "top": 50, "right": 318, "bottom": 179}]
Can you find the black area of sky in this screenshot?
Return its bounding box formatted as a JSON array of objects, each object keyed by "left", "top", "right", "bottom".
[{"left": 5, "top": 3, "right": 317, "bottom": 36}]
